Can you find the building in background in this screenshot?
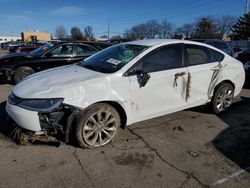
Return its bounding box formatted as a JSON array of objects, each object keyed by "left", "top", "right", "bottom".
[{"left": 21, "top": 31, "right": 51, "bottom": 42}]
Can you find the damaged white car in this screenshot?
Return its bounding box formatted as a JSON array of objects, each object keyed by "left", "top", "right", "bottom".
[{"left": 6, "top": 39, "right": 245, "bottom": 148}]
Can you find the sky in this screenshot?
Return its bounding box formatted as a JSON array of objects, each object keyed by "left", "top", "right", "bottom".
[{"left": 0, "top": 0, "right": 247, "bottom": 38}]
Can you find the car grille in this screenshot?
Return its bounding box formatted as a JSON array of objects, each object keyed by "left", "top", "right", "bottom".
[{"left": 8, "top": 93, "right": 23, "bottom": 105}]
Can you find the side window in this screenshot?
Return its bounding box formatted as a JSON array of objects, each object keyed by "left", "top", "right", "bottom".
[
  {"left": 185, "top": 44, "right": 212, "bottom": 66},
  {"left": 132, "top": 44, "right": 182, "bottom": 73},
  {"left": 50, "top": 45, "right": 73, "bottom": 57},
  {"left": 209, "top": 48, "right": 225, "bottom": 62},
  {"left": 76, "top": 45, "right": 97, "bottom": 56}
]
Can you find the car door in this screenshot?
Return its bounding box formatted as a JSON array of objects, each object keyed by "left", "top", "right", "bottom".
[
  {"left": 39, "top": 44, "right": 74, "bottom": 70},
  {"left": 72, "top": 44, "right": 98, "bottom": 63},
  {"left": 125, "top": 43, "right": 189, "bottom": 122},
  {"left": 184, "top": 43, "right": 222, "bottom": 104}
]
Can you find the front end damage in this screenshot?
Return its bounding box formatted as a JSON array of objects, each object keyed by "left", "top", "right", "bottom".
[{"left": 10, "top": 104, "right": 81, "bottom": 146}]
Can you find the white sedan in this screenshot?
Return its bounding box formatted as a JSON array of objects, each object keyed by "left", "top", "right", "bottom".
[{"left": 6, "top": 39, "right": 245, "bottom": 148}]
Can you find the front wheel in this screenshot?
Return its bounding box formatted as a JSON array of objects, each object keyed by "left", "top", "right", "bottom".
[
  {"left": 13, "top": 67, "right": 34, "bottom": 84},
  {"left": 211, "top": 83, "right": 234, "bottom": 114},
  {"left": 75, "top": 103, "right": 120, "bottom": 148}
]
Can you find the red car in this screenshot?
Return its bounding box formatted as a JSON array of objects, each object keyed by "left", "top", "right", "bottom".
[{"left": 9, "top": 42, "right": 47, "bottom": 53}]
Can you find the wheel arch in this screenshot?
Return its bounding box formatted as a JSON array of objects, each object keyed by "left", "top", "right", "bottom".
[
  {"left": 95, "top": 101, "right": 127, "bottom": 129},
  {"left": 213, "top": 80, "right": 235, "bottom": 95}
]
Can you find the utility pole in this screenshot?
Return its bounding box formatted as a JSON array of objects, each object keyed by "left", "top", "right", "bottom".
[
  {"left": 245, "top": 0, "right": 249, "bottom": 14},
  {"left": 108, "top": 19, "right": 110, "bottom": 40}
]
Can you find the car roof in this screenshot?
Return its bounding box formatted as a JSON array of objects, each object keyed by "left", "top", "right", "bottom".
[
  {"left": 124, "top": 39, "right": 221, "bottom": 47},
  {"left": 125, "top": 39, "right": 183, "bottom": 46},
  {"left": 52, "top": 41, "right": 112, "bottom": 50}
]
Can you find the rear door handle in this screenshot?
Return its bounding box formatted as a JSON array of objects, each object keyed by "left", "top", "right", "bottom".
[
  {"left": 211, "top": 66, "right": 219, "bottom": 71},
  {"left": 174, "top": 72, "right": 186, "bottom": 77}
]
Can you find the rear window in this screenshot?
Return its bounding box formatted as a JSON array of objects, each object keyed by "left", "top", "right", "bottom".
[
  {"left": 185, "top": 44, "right": 212, "bottom": 66},
  {"left": 209, "top": 48, "right": 225, "bottom": 62}
]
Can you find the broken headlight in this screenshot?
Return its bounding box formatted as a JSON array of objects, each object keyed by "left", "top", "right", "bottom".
[{"left": 16, "top": 98, "right": 64, "bottom": 113}]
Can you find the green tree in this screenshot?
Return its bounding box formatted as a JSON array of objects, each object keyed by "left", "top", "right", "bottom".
[{"left": 231, "top": 13, "right": 250, "bottom": 40}]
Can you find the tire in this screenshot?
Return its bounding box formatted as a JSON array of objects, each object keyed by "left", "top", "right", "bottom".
[
  {"left": 13, "top": 67, "right": 34, "bottom": 84},
  {"left": 211, "top": 83, "right": 234, "bottom": 114},
  {"left": 75, "top": 103, "right": 120, "bottom": 148}
]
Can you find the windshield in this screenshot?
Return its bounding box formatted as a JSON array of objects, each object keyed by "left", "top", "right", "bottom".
[
  {"left": 29, "top": 43, "right": 54, "bottom": 56},
  {"left": 79, "top": 44, "right": 150, "bottom": 73}
]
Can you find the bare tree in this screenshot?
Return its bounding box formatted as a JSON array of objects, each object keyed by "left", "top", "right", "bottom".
[
  {"left": 71, "top": 26, "right": 83, "bottom": 40},
  {"left": 145, "top": 20, "right": 161, "bottom": 39},
  {"left": 55, "top": 25, "right": 67, "bottom": 40},
  {"left": 124, "top": 20, "right": 162, "bottom": 40},
  {"left": 216, "top": 15, "right": 237, "bottom": 39},
  {"left": 84, "top": 26, "right": 94, "bottom": 41},
  {"left": 124, "top": 23, "right": 147, "bottom": 40},
  {"left": 175, "top": 23, "right": 196, "bottom": 38},
  {"left": 159, "top": 20, "right": 174, "bottom": 39}
]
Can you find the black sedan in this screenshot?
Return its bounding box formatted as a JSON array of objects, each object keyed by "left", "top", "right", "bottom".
[
  {"left": 0, "top": 41, "right": 112, "bottom": 83},
  {"left": 235, "top": 47, "right": 250, "bottom": 81},
  {"left": 236, "top": 47, "right": 250, "bottom": 64}
]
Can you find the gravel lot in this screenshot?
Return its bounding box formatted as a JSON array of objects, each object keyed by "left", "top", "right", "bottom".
[{"left": 0, "top": 82, "right": 249, "bottom": 188}]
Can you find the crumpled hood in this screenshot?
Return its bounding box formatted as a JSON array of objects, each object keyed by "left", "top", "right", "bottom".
[{"left": 13, "top": 64, "right": 105, "bottom": 99}]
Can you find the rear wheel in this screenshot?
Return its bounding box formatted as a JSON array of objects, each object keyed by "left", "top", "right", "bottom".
[
  {"left": 13, "top": 67, "right": 34, "bottom": 84},
  {"left": 211, "top": 83, "right": 234, "bottom": 114},
  {"left": 75, "top": 103, "right": 120, "bottom": 148}
]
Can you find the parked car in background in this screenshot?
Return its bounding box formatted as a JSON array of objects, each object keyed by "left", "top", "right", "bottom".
[
  {"left": 9, "top": 42, "right": 47, "bottom": 53},
  {"left": 232, "top": 47, "right": 245, "bottom": 58},
  {"left": 0, "top": 41, "right": 112, "bottom": 83},
  {"left": 1, "top": 41, "right": 24, "bottom": 50},
  {"left": 236, "top": 47, "right": 250, "bottom": 64},
  {"left": 236, "top": 47, "right": 250, "bottom": 81},
  {"left": 191, "top": 39, "right": 234, "bottom": 56},
  {"left": 6, "top": 39, "right": 245, "bottom": 148},
  {"left": 243, "top": 62, "right": 250, "bottom": 81}
]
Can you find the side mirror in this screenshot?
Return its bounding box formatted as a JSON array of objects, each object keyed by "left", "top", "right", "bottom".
[{"left": 137, "top": 70, "right": 151, "bottom": 88}]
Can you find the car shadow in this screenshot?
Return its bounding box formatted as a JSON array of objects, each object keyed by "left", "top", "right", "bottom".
[
  {"left": 0, "top": 80, "right": 12, "bottom": 85},
  {"left": 0, "top": 101, "right": 15, "bottom": 140},
  {"left": 212, "top": 97, "right": 250, "bottom": 172}
]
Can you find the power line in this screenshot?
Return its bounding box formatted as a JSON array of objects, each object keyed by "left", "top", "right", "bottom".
[{"left": 245, "top": 0, "right": 249, "bottom": 14}]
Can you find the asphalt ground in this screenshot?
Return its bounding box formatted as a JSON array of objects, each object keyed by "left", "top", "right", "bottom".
[{"left": 0, "top": 81, "right": 250, "bottom": 188}]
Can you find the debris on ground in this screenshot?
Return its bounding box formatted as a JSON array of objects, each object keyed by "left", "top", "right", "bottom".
[
  {"left": 188, "top": 151, "right": 200, "bottom": 157},
  {"left": 9, "top": 127, "right": 61, "bottom": 147}
]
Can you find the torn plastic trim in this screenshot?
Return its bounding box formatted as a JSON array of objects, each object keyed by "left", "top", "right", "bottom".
[
  {"left": 38, "top": 103, "right": 83, "bottom": 143},
  {"left": 207, "top": 63, "right": 225, "bottom": 99}
]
